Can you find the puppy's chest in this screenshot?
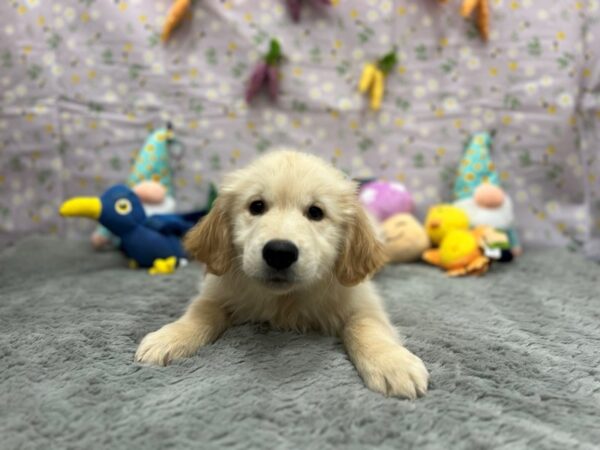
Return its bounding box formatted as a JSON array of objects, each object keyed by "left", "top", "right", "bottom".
[{"left": 224, "top": 294, "right": 342, "bottom": 335}]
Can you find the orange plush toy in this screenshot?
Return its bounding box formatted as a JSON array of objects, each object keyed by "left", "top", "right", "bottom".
[{"left": 439, "top": 0, "right": 490, "bottom": 41}]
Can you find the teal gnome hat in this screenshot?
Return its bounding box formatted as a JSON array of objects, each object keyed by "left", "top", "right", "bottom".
[
  {"left": 453, "top": 131, "right": 500, "bottom": 200},
  {"left": 127, "top": 124, "right": 175, "bottom": 197}
]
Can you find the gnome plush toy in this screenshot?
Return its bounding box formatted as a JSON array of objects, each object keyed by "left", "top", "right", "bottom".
[
  {"left": 452, "top": 132, "right": 522, "bottom": 259},
  {"left": 91, "top": 125, "right": 179, "bottom": 249}
]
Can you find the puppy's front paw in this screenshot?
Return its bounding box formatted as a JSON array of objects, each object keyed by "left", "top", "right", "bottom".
[
  {"left": 135, "top": 322, "right": 200, "bottom": 366},
  {"left": 358, "top": 346, "right": 429, "bottom": 399}
]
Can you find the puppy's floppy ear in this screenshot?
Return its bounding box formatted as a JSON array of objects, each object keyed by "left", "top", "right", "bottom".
[
  {"left": 183, "top": 196, "right": 234, "bottom": 275},
  {"left": 336, "top": 205, "right": 387, "bottom": 287}
]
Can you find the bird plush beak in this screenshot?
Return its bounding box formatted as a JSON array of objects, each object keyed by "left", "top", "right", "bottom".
[{"left": 59, "top": 197, "right": 102, "bottom": 220}]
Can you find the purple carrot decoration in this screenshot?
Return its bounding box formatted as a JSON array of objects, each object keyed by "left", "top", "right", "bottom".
[
  {"left": 266, "top": 65, "right": 279, "bottom": 101},
  {"left": 286, "top": 0, "right": 332, "bottom": 22},
  {"left": 287, "top": 0, "right": 302, "bottom": 22},
  {"left": 245, "top": 61, "right": 269, "bottom": 103},
  {"left": 245, "top": 39, "right": 283, "bottom": 104}
]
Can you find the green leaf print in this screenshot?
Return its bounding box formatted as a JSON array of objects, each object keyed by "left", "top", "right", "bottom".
[
  {"left": 102, "top": 49, "right": 114, "bottom": 65},
  {"left": 415, "top": 45, "right": 427, "bottom": 61},
  {"left": 231, "top": 62, "right": 247, "bottom": 78},
  {"left": 357, "top": 24, "right": 374, "bottom": 44},
  {"left": 358, "top": 137, "right": 373, "bottom": 152},
  {"left": 395, "top": 98, "right": 411, "bottom": 111},
  {"left": 210, "top": 154, "right": 221, "bottom": 170},
  {"left": 37, "top": 169, "right": 52, "bottom": 184},
  {"left": 309, "top": 47, "right": 321, "bottom": 64},
  {"left": 110, "top": 157, "right": 122, "bottom": 171},
  {"left": 1, "top": 51, "right": 12, "bottom": 69},
  {"left": 527, "top": 37, "right": 542, "bottom": 56},
  {"left": 10, "top": 157, "right": 23, "bottom": 172},
  {"left": 206, "top": 48, "right": 218, "bottom": 65},
  {"left": 504, "top": 94, "right": 521, "bottom": 110},
  {"left": 129, "top": 64, "right": 143, "bottom": 80},
  {"left": 413, "top": 153, "right": 425, "bottom": 168},
  {"left": 253, "top": 30, "right": 269, "bottom": 46},
  {"left": 148, "top": 32, "right": 160, "bottom": 47},
  {"left": 441, "top": 58, "right": 457, "bottom": 74},
  {"left": 188, "top": 99, "right": 203, "bottom": 114},
  {"left": 27, "top": 65, "right": 42, "bottom": 81},
  {"left": 256, "top": 138, "right": 271, "bottom": 153},
  {"left": 87, "top": 102, "right": 104, "bottom": 113},
  {"left": 557, "top": 52, "right": 574, "bottom": 69},
  {"left": 47, "top": 33, "right": 62, "bottom": 49},
  {"left": 519, "top": 151, "right": 532, "bottom": 167},
  {"left": 291, "top": 101, "right": 307, "bottom": 113},
  {"left": 335, "top": 60, "right": 350, "bottom": 76}
]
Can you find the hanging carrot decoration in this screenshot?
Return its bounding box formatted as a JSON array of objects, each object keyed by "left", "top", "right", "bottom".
[
  {"left": 461, "top": 0, "right": 490, "bottom": 40},
  {"left": 285, "top": 0, "right": 333, "bottom": 23},
  {"left": 161, "top": 0, "right": 192, "bottom": 42},
  {"left": 439, "top": 0, "right": 490, "bottom": 41},
  {"left": 358, "top": 49, "right": 397, "bottom": 112},
  {"left": 246, "top": 39, "right": 283, "bottom": 103}
]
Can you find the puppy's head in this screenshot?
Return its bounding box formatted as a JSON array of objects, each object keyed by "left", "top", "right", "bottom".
[{"left": 184, "top": 151, "right": 386, "bottom": 292}]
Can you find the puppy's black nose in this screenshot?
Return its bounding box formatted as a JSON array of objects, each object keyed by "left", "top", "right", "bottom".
[{"left": 262, "top": 240, "right": 299, "bottom": 270}]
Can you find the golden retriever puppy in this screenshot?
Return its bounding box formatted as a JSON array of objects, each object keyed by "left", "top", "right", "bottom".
[{"left": 135, "top": 150, "right": 429, "bottom": 398}]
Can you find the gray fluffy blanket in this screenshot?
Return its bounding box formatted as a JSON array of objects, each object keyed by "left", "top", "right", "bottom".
[{"left": 1, "top": 237, "right": 599, "bottom": 449}]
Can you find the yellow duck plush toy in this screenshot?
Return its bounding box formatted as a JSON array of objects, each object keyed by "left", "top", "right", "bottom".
[{"left": 422, "top": 204, "right": 490, "bottom": 276}]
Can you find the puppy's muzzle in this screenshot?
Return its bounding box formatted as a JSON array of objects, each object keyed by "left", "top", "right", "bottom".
[{"left": 262, "top": 240, "right": 299, "bottom": 270}]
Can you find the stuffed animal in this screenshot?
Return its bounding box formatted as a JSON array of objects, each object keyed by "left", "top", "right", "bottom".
[
  {"left": 424, "top": 204, "right": 470, "bottom": 246},
  {"left": 381, "top": 213, "right": 430, "bottom": 263},
  {"left": 359, "top": 180, "right": 414, "bottom": 223},
  {"left": 453, "top": 132, "right": 521, "bottom": 258},
  {"left": 422, "top": 229, "right": 490, "bottom": 276},
  {"left": 422, "top": 204, "right": 492, "bottom": 276},
  {"left": 61, "top": 185, "right": 206, "bottom": 274},
  {"left": 91, "top": 125, "right": 179, "bottom": 250}
]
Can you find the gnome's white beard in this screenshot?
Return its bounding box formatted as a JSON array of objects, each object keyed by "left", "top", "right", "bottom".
[
  {"left": 454, "top": 196, "right": 514, "bottom": 230},
  {"left": 142, "top": 195, "right": 176, "bottom": 216}
]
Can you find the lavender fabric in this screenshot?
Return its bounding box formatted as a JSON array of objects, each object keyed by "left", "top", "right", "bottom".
[{"left": 0, "top": 1, "right": 599, "bottom": 258}]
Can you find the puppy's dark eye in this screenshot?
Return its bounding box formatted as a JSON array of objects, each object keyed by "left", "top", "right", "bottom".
[
  {"left": 249, "top": 200, "right": 266, "bottom": 215},
  {"left": 307, "top": 205, "right": 324, "bottom": 221}
]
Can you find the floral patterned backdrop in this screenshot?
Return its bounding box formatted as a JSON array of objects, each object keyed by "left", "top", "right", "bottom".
[{"left": 0, "top": 0, "right": 599, "bottom": 258}]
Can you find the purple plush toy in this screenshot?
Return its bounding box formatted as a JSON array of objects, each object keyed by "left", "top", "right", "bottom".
[{"left": 359, "top": 181, "right": 414, "bottom": 222}]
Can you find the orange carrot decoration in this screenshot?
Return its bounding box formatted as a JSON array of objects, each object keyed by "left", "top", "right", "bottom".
[
  {"left": 438, "top": 0, "right": 490, "bottom": 41},
  {"left": 460, "top": 0, "right": 490, "bottom": 41},
  {"left": 161, "top": 0, "right": 192, "bottom": 42}
]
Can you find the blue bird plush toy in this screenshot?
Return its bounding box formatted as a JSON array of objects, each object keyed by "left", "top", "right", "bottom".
[{"left": 60, "top": 184, "right": 206, "bottom": 274}]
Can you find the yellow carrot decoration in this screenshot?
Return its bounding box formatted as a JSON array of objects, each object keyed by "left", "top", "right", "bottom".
[
  {"left": 359, "top": 50, "right": 396, "bottom": 112},
  {"left": 370, "top": 70, "right": 384, "bottom": 111},
  {"left": 161, "top": 0, "right": 192, "bottom": 42},
  {"left": 359, "top": 63, "right": 377, "bottom": 93}
]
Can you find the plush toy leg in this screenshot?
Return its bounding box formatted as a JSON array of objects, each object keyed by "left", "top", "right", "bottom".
[
  {"left": 148, "top": 257, "right": 178, "bottom": 275},
  {"left": 422, "top": 249, "right": 442, "bottom": 266}
]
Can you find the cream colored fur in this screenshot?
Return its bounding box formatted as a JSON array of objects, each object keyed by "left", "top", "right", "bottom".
[{"left": 135, "top": 150, "right": 428, "bottom": 399}]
